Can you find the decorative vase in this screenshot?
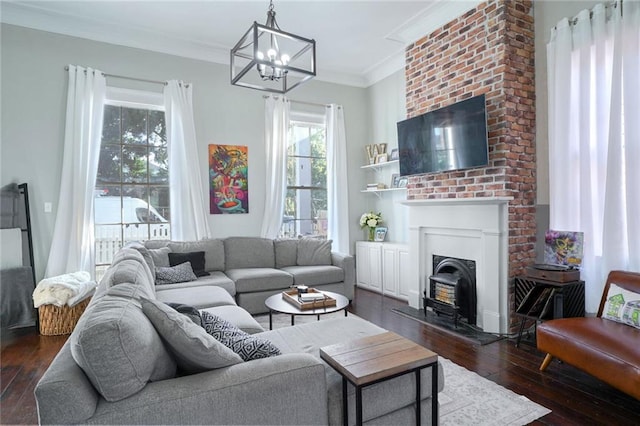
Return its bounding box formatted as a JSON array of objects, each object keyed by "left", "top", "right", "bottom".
[{"left": 368, "top": 227, "right": 375, "bottom": 241}]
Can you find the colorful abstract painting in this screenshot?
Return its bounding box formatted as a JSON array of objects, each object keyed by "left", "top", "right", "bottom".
[
  {"left": 544, "top": 230, "right": 584, "bottom": 267},
  {"left": 209, "top": 144, "right": 248, "bottom": 214}
]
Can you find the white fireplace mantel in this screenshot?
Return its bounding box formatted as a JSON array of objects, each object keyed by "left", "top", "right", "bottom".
[{"left": 400, "top": 197, "right": 512, "bottom": 333}]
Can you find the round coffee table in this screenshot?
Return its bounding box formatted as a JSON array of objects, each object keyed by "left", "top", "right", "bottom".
[{"left": 264, "top": 290, "right": 350, "bottom": 330}]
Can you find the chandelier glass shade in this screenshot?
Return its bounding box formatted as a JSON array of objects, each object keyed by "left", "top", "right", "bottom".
[{"left": 230, "top": 2, "right": 316, "bottom": 93}]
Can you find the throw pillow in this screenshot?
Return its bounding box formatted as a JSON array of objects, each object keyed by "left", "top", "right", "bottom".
[
  {"left": 166, "top": 302, "right": 202, "bottom": 326},
  {"left": 169, "top": 251, "right": 209, "bottom": 277},
  {"left": 149, "top": 247, "right": 171, "bottom": 267},
  {"left": 155, "top": 262, "right": 198, "bottom": 285},
  {"left": 141, "top": 298, "right": 243, "bottom": 374},
  {"left": 297, "top": 238, "right": 333, "bottom": 266},
  {"left": 602, "top": 283, "right": 640, "bottom": 329},
  {"left": 200, "top": 311, "right": 281, "bottom": 361}
]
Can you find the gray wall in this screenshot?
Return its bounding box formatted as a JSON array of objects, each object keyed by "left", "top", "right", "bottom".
[{"left": 0, "top": 24, "right": 369, "bottom": 281}]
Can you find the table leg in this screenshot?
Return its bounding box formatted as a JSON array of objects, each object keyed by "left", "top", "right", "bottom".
[
  {"left": 344, "top": 308, "right": 348, "bottom": 317},
  {"left": 356, "top": 385, "right": 363, "bottom": 426},
  {"left": 269, "top": 311, "right": 273, "bottom": 330},
  {"left": 342, "top": 377, "right": 348, "bottom": 426},
  {"left": 516, "top": 318, "right": 526, "bottom": 347},
  {"left": 432, "top": 363, "right": 438, "bottom": 425},
  {"left": 317, "top": 314, "right": 320, "bottom": 321},
  {"left": 416, "top": 369, "right": 421, "bottom": 426},
  {"left": 291, "top": 315, "right": 295, "bottom": 326}
]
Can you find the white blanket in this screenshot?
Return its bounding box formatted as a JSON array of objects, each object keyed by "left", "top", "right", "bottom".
[{"left": 33, "top": 271, "right": 97, "bottom": 308}]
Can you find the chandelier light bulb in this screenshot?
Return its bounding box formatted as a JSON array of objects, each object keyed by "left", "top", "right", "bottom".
[
  {"left": 281, "top": 54, "right": 290, "bottom": 65},
  {"left": 267, "top": 48, "right": 277, "bottom": 60},
  {"left": 256, "top": 51, "right": 265, "bottom": 60}
]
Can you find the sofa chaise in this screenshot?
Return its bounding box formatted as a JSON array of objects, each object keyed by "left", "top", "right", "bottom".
[{"left": 35, "top": 242, "right": 444, "bottom": 425}]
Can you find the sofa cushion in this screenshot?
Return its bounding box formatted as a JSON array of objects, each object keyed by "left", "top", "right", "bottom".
[
  {"left": 124, "top": 241, "right": 156, "bottom": 280},
  {"left": 156, "top": 285, "right": 236, "bottom": 309},
  {"left": 169, "top": 251, "right": 209, "bottom": 277},
  {"left": 201, "top": 311, "right": 280, "bottom": 361},
  {"left": 225, "top": 237, "right": 275, "bottom": 269},
  {"left": 166, "top": 302, "right": 202, "bottom": 326},
  {"left": 201, "top": 305, "right": 264, "bottom": 334},
  {"left": 226, "top": 268, "right": 293, "bottom": 293},
  {"left": 142, "top": 298, "right": 243, "bottom": 374},
  {"left": 280, "top": 265, "right": 344, "bottom": 287},
  {"left": 297, "top": 238, "right": 332, "bottom": 266},
  {"left": 602, "top": 283, "right": 640, "bottom": 329},
  {"left": 275, "top": 239, "right": 298, "bottom": 268},
  {"left": 152, "top": 271, "right": 236, "bottom": 296},
  {"left": 149, "top": 246, "right": 171, "bottom": 267},
  {"left": 70, "top": 283, "right": 176, "bottom": 402},
  {"left": 100, "top": 248, "right": 155, "bottom": 298},
  {"left": 168, "top": 239, "right": 225, "bottom": 271},
  {"left": 156, "top": 262, "right": 198, "bottom": 285}
]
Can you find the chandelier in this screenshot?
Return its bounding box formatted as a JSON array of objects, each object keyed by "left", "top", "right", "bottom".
[{"left": 230, "top": 0, "right": 316, "bottom": 94}]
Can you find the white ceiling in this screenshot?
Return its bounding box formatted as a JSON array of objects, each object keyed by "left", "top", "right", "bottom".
[{"left": 1, "top": 1, "right": 481, "bottom": 87}]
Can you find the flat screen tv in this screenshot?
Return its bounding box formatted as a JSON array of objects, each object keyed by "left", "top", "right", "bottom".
[{"left": 397, "top": 94, "right": 489, "bottom": 176}]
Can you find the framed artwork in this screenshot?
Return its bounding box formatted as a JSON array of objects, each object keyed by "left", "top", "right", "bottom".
[
  {"left": 390, "top": 148, "right": 399, "bottom": 161},
  {"left": 375, "top": 153, "right": 388, "bottom": 164},
  {"left": 391, "top": 173, "right": 400, "bottom": 188},
  {"left": 544, "top": 230, "right": 584, "bottom": 267},
  {"left": 209, "top": 144, "right": 249, "bottom": 214},
  {"left": 374, "top": 226, "right": 388, "bottom": 242},
  {"left": 397, "top": 176, "right": 408, "bottom": 188}
]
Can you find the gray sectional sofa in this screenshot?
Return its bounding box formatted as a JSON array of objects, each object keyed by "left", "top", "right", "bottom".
[
  {"left": 144, "top": 237, "right": 355, "bottom": 314},
  {"left": 35, "top": 240, "right": 444, "bottom": 425}
]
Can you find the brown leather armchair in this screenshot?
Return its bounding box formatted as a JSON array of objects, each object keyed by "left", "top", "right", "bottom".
[{"left": 536, "top": 270, "right": 640, "bottom": 400}]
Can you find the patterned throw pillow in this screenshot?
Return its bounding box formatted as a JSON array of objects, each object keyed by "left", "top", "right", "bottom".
[
  {"left": 155, "top": 262, "right": 198, "bottom": 285},
  {"left": 200, "top": 311, "right": 281, "bottom": 361},
  {"left": 602, "top": 283, "right": 640, "bottom": 329}
]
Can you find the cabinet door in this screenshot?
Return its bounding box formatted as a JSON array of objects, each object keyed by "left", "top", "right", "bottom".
[
  {"left": 367, "top": 245, "right": 382, "bottom": 291},
  {"left": 397, "top": 246, "right": 410, "bottom": 299},
  {"left": 356, "top": 242, "right": 371, "bottom": 288},
  {"left": 382, "top": 246, "right": 398, "bottom": 296}
]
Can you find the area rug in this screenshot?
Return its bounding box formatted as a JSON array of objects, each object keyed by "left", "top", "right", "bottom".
[
  {"left": 392, "top": 305, "right": 503, "bottom": 345},
  {"left": 254, "top": 313, "right": 550, "bottom": 425}
]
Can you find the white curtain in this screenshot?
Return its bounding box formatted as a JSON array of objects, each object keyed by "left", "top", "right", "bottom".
[
  {"left": 164, "top": 80, "right": 212, "bottom": 241},
  {"left": 260, "top": 95, "right": 290, "bottom": 238},
  {"left": 326, "top": 104, "right": 350, "bottom": 254},
  {"left": 45, "top": 65, "right": 106, "bottom": 278},
  {"left": 547, "top": 1, "right": 640, "bottom": 312}
]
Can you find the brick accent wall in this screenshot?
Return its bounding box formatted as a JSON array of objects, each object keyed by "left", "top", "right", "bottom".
[{"left": 404, "top": 0, "right": 535, "bottom": 330}]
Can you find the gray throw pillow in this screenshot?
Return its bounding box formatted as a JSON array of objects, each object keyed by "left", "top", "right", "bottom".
[
  {"left": 201, "top": 311, "right": 281, "bottom": 361},
  {"left": 141, "top": 298, "right": 243, "bottom": 374},
  {"left": 156, "top": 262, "right": 198, "bottom": 285},
  {"left": 149, "top": 247, "right": 171, "bottom": 267},
  {"left": 297, "top": 238, "right": 333, "bottom": 266}
]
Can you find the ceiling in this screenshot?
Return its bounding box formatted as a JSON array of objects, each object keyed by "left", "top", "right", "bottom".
[{"left": 1, "top": 1, "right": 481, "bottom": 87}]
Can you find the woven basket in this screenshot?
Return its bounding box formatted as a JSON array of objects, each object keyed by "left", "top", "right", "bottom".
[{"left": 38, "top": 297, "right": 92, "bottom": 336}]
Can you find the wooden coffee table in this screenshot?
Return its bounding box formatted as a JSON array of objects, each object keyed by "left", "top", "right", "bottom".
[
  {"left": 320, "top": 331, "right": 438, "bottom": 426},
  {"left": 264, "top": 290, "right": 349, "bottom": 330}
]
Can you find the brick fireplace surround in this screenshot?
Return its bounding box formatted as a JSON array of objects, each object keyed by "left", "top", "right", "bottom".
[{"left": 404, "top": 0, "right": 535, "bottom": 331}]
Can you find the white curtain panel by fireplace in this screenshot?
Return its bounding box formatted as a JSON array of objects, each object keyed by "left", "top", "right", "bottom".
[
  {"left": 260, "top": 96, "right": 290, "bottom": 238},
  {"left": 547, "top": 1, "right": 640, "bottom": 312},
  {"left": 164, "top": 80, "right": 211, "bottom": 240},
  {"left": 326, "top": 104, "right": 350, "bottom": 254},
  {"left": 45, "top": 65, "right": 105, "bottom": 278}
]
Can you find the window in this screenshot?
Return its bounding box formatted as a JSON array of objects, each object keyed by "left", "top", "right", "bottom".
[
  {"left": 280, "top": 119, "right": 327, "bottom": 238},
  {"left": 94, "top": 92, "right": 170, "bottom": 279}
]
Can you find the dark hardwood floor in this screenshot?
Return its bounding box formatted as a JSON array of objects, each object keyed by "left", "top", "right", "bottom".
[{"left": 2, "top": 287, "right": 639, "bottom": 425}]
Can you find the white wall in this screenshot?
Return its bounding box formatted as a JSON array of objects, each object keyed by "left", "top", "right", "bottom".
[{"left": 0, "top": 24, "right": 369, "bottom": 281}]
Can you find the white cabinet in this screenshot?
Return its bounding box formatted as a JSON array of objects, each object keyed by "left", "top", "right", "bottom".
[{"left": 356, "top": 241, "right": 409, "bottom": 301}]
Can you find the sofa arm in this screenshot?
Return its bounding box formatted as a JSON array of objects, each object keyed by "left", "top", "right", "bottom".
[
  {"left": 88, "top": 353, "right": 328, "bottom": 425},
  {"left": 332, "top": 252, "right": 355, "bottom": 300}
]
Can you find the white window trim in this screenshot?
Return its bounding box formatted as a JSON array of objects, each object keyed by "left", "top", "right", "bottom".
[{"left": 105, "top": 87, "right": 164, "bottom": 111}]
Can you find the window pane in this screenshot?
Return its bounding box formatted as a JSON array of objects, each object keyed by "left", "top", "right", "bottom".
[
  {"left": 122, "top": 145, "right": 148, "bottom": 183},
  {"left": 124, "top": 223, "right": 150, "bottom": 242},
  {"left": 96, "top": 144, "right": 121, "bottom": 183},
  {"left": 148, "top": 110, "right": 166, "bottom": 147},
  {"left": 149, "top": 147, "right": 168, "bottom": 184},
  {"left": 122, "top": 108, "right": 147, "bottom": 144},
  {"left": 150, "top": 186, "right": 170, "bottom": 221},
  {"left": 95, "top": 224, "right": 122, "bottom": 264},
  {"left": 102, "top": 105, "right": 120, "bottom": 145},
  {"left": 287, "top": 157, "right": 326, "bottom": 188}
]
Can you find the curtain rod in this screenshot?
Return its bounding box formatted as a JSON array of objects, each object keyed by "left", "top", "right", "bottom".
[
  {"left": 64, "top": 66, "right": 168, "bottom": 86},
  {"left": 262, "top": 95, "right": 331, "bottom": 108},
  {"left": 565, "top": 0, "right": 621, "bottom": 27}
]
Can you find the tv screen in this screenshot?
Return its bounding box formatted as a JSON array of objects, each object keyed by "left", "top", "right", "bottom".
[{"left": 397, "top": 94, "right": 488, "bottom": 176}]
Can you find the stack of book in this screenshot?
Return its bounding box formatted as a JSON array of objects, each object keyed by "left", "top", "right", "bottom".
[{"left": 366, "top": 183, "right": 386, "bottom": 191}]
